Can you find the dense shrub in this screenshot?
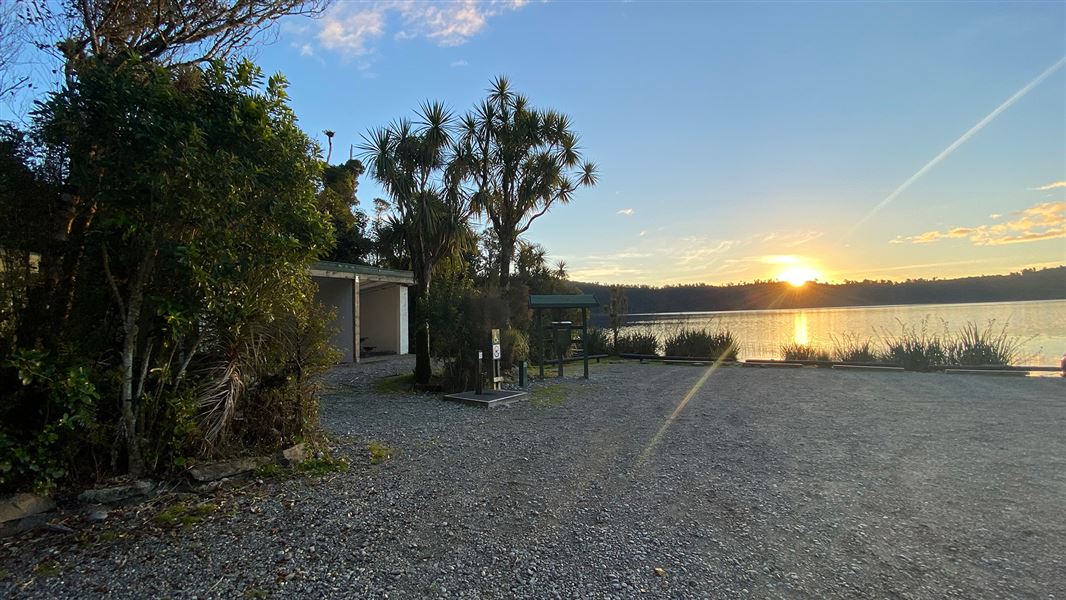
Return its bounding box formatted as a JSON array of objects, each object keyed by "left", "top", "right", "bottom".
[
  {"left": 0, "top": 58, "right": 335, "bottom": 489},
  {"left": 425, "top": 278, "right": 522, "bottom": 392},
  {"left": 664, "top": 328, "right": 738, "bottom": 360}
]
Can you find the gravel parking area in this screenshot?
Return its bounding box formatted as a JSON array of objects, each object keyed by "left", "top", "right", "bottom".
[{"left": 2, "top": 359, "right": 1064, "bottom": 599}]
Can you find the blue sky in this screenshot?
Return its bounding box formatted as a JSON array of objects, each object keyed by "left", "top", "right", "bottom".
[{"left": 12, "top": 1, "right": 1066, "bottom": 285}]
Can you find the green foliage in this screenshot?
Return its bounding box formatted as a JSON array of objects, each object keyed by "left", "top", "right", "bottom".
[
  {"left": 664, "top": 328, "right": 739, "bottom": 360},
  {"left": 614, "top": 331, "right": 660, "bottom": 355},
  {"left": 425, "top": 279, "right": 512, "bottom": 392},
  {"left": 366, "top": 441, "right": 393, "bottom": 465},
  {"left": 461, "top": 76, "right": 597, "bottom": 287},
  {"left": 0, "top": 350, "right": 99, "bottom": 492},
  {"left": 780, "top": 343, "right": 831, "bottom": 362},
  {"left": 1, "top": 55, "right": 338, "bottom": 490},
  {"left": 319, "top": 159, "right": 374, "bottom": 264},
  {"left": 153, "top": 501, "right": 219, "bottom": 529},
  {"left": 298, "top": 453, "right": 349, "bottom": 475}
]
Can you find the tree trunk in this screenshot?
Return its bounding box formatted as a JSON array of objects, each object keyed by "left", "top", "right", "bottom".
[
  {"left": 498, "top": 233, "right": 515, "bottom": 291},
  {"left": 413, "top": 278, "right": 432, "bottom": 385},
  {"left": 104, "top": 246, "right": 152, "bottom": 477}
]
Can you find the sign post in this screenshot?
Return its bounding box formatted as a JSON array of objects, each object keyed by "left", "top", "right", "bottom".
[{"left": 491, "top": 329, "right": 502, "bottom": 391}]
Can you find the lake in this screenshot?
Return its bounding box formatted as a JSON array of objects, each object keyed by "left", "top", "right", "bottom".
[{"left": 618, "top": 299, "right": 1066, "bottom": 366}]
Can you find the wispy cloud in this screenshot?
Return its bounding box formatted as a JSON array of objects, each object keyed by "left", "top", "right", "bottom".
[
  {"left": 449, "top": 59, "right": 469, "bottom": 68},
  {"left": 617, "top": 208, "right": 635, "bottom": 216},
  {"left": 1032, "top": 181, "right": 1066, "bottom": 191},
  {"left": 318, "top": 8, "right": 386, "bottom": 55},
  {"left": 313, "top": 0, "right": 525, "bottom": 57},
  {"left": 892, "top": 201, "right": 1065, "bottom": 246},
  {"left": 847, "top": 55, "right": 1066, "bottom": 237}
]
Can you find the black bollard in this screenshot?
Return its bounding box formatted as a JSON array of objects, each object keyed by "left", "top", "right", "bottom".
[{"left": 476, "top": 351, "right": 484, "bottom": 395}]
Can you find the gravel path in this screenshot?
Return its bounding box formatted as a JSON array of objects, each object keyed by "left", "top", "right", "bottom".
[{"left": 2, "top": 359, "right": 1064, "bottom": 599}]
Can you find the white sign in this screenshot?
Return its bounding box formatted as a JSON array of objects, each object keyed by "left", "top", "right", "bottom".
[
  {"left": 478, "top": 351, "right": 483, "bottom": 360},
  {"left": 492, "top": 344, "right": 502, "bottom": 360}
]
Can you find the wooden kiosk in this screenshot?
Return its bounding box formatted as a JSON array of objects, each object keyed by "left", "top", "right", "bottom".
[{"left": 529, "top": 294, "right": 600, "bottom": 379}]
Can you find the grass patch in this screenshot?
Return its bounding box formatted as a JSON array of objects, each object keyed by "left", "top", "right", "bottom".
[
  {"left": 243, "top": 589, "right": 269, "bottom": 599},
  {"left": 372, "top": 373, "right": 415, "bottom": 394},
  {"left": 530, "top": 384, "right": 566, "bottom": 407},
  {"left": 367, "top": 441, "right": 394, "bottom": 465},
  {"left": 254, "top": 462, "right": 288, "bottom": 479},
  {"left": 32, "top": 561, "right": 61, "bottom": 578},
  {"left": 153, "top": 502, "right": 219, "bottom": 530},
  {"left": 297, "top": 454, "right": 350, "bottom": 475}
]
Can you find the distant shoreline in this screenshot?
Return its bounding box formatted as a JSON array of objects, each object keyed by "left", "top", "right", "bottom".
[
  {"left": 578, "top": 266, "right": 1066, "bottom": 315},
  {"left": 624, "top": 297, "right": 1066, "bottom": 318}
]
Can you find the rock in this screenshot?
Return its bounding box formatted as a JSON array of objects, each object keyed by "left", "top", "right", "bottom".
[
  {"left": 44, "top": 522, "right": 75, "bottom": 534},
  {"left": 654, "top": 567, "right": 666, "bottom": 577},
  {"left": 78, "top": 480, "right": 155, "bottom": 505},
  {"left": 0, "top": 514, "right": 47, "bottom": 538},
  {"left": 85, "top": 510, "right": 109, "bottom": 523},
  {"left": 279, "top": 443, "right": 309, "bottom": 466},
  {"left": 0, "top": 493, "right": 56, "bottom": 523},
  {"left": 188, "top": 457, "right": 269, "bottom": 482}
]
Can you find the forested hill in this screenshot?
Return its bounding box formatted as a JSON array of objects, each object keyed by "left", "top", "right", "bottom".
[{"left": 574, "top": 266, "right": 1066, "bottom": 314}]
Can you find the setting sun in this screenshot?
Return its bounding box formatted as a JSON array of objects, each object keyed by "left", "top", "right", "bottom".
[{"left": 777, "top": 266, "right": 821, "bottom": 287}]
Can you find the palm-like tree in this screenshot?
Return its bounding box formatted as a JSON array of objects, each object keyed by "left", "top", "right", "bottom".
[
  {"left": 361, "top": 102, "right": 471, "bottom": 384},
  {"left": 460, "top": 76, "right": 597, "bottom": 289}
]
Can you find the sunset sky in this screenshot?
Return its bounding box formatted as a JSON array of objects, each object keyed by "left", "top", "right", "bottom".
[{"left": 9, "top": 1, "right": 1066, "bottom": 285}]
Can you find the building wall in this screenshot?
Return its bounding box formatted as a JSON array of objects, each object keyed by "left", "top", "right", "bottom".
[
  {"left": 312, "top": 276, "right": 355, "bottom": 363},
  {"left": 360, "top": 284, "right": 405, "bottom": 354}
]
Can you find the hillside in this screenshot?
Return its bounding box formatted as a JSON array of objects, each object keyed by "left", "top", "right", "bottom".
[{"left": 574, "top": 266, "right": 1066, "bottom": 314}]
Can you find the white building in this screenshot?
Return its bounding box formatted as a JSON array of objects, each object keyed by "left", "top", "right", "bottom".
[{"left": 310, "top": 261, "right": 415, "bottom": 363}]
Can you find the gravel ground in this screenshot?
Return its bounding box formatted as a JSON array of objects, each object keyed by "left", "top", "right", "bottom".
[{"left": 2, "top": 358, "right": 1064, "bottom": 599}]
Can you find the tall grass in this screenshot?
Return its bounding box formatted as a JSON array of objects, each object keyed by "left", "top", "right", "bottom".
[
  {"left": 613, "top": 331, "right": 660, "bottom": 355},
  {"left": 878, "top": 318, "right": 948, "bottom": 372},
  {"left": 663, "top": 328, "right": 739, "bottom": 360},
  {"left": 946, "top": 321, "right": 1025, "bottom": 366},
  {"left": 583, "top": 327, "right": 612, "bottom": 356},
  {"left": 779, "top": 342, "right": 831, "bottom": 362},
  {"left": 831, "top": 335, "right": 880, "bottom": 363}
]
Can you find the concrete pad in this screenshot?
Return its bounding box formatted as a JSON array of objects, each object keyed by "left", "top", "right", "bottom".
[{"left": 443, "top": 389, "right": 528, "bottom": 408}]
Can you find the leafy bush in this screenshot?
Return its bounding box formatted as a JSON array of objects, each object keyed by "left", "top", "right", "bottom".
[
  {"left": 613, "top": 331, "right": 660, "bottom": 355},
  {"left": 425, "top": 278, "right": 515, "bottom": 392},
  {"left": 0, "top": 351, "right": 99, "bottom": 492},
  {"left": 779, "top": 342, "right": 831, "bottom": 362},
  {"left": 664, "top": 328, "right": 739, "bottom": 360},
  {"left": 946, "top": 321, "right": 1024, "bottom": 366}
]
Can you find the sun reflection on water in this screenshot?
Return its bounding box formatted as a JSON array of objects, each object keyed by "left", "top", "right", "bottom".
[{"left": 794, "top": 313, "right": 810, "bottom": 345}]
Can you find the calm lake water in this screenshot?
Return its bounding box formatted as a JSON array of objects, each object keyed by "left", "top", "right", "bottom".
[{"left": 620, "top": 299, "right": 1066, "bottom": 366}]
